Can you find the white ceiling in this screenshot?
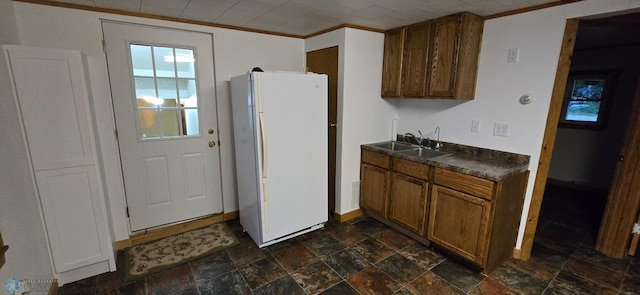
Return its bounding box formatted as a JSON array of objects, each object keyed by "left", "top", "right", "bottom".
[{"left": 50, "top": 0, "right": 562, "bottom": 36}]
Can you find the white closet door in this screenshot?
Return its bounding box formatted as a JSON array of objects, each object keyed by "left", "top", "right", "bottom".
[
  {"left": 5, "top": 45, "right": 113, "bottom": 281},
  {"left": 7, "top": 47, "right": 95, "bottom": 171}
]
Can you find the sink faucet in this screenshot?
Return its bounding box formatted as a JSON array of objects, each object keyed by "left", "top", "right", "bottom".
[
  {"left": 403, "top": 132, "right": 423, "bottom": 147},
  {"left": 434, "top": 127, "right": 443, "bottom": 151}
]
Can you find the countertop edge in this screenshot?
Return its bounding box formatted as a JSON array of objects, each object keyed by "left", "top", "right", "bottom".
[{"left": 361, "top": 142, "right": 530, "bottom": 182}]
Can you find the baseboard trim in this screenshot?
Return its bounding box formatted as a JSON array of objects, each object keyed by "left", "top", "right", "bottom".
[
  {"left": 546, "top": 178, "right": 607, "bottom": 194},
  {"left": 114, "top": 211, "right": 239, "bottom": 250},
  {"left": 48, "top": 279, "right": 58, "bottom": 295},
  {"left": 512, "top": 248, "right": 523, "bottom": 259},
  {"left": 333, "top": 208, "right": 363, "bottom": 222}
]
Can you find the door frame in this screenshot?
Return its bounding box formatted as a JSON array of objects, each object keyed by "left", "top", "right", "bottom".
[
  {"left": 519, "top": 18, "right": 640, "bottom": 259},
  {"left": 306, "top": 46, "right": 339, "bottom": 213}
]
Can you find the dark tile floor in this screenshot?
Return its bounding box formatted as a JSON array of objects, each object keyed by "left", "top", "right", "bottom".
[{"left": 59, "top": 184, "right": 640, "bottom": 294}]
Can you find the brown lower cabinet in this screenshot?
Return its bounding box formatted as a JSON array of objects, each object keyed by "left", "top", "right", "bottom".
[
  {"left": 389, "top": 173, "right": 428, "bottom": 236},
  {"left": 360, "top": 163, "right": 390, "bottom": 218},
  {"left": 360, "top": 148, "right": 529, "bottom": 272},
  {"left": 428, "top": 184, "right": 490, "bottom": 265}
]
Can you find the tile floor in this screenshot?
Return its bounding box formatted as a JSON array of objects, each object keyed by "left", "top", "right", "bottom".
[{"left": 59, "top": 184, "right": 640, "bottom": 294}]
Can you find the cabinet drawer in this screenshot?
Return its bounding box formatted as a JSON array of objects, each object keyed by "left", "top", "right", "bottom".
[
  {"left": 393, "top": 158, "right": 430, "bottom": 180},
  {"left": 362, "top": 150, "right": 391, "bottom": 169},
  {"left": 434, "top": 168, "right": 494, "bottom": 200}
]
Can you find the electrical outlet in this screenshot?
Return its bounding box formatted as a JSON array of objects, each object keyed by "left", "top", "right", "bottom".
[
  {"left": 493, "top": 122, "right": 510, "bottom": 137},
  {"left": 471, "top": 120, "right": 480, "bottom": 133}
]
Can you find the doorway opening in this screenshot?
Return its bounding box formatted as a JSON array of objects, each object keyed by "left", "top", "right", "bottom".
[
  {"left": 523, "top": 12, "right": 640, "bottom": 262},
  {"left": 537, "top": 13, "right": 640, "bottom": 256}
]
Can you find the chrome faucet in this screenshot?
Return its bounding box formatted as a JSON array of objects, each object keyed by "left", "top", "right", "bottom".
[
  {"left": 403, "top": 132, "right": 423, "bottom": 147},
  {"left": 434, "top": 127, "right": 443, "bottom": 151}
]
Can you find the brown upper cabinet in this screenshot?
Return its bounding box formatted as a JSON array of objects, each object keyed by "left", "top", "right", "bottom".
[
  {"left": 381, "top": 12, "right": 484, "bottom": 100},
  {"left": 381, "top": 27, "right": 406, "bottom": 97}
]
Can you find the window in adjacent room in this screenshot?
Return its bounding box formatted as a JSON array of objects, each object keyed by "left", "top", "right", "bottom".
[{"left": 559, "top": 70, "right": 617, "bottom": 129}]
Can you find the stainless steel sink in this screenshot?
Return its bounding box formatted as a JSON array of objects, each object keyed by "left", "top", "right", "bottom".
[
  {"left": 370, "top": 141, "right": 416, "bottom": 151},
  {"left": 399, "top": 148, "right": 450, "bottom": 159}
]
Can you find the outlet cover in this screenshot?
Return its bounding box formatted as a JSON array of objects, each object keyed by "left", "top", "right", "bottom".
[
  {"left": 493, "top": 122, "right": 509, "bottom": 137},
  {"left": 508, "top": 48, "right": 519, "bottom": 63}
]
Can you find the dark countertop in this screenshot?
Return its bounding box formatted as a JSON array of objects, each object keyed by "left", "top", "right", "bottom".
[{"left": 361, "top": 140, "right": 530, "bottom": 181}]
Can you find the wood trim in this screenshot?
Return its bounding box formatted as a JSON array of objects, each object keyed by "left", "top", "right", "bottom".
[
  {"left": 305, "top": 24, "right": 384, "bottom": 38},
  {"left": 519, "top": 19, "right": 579, "bottom": 260},
  {"left": 333, "top": 208, "right": 363, "bottom": 222},
  {"left": 512, "top": 248, "right": 523, "bottom": 259},
  {"left": 47, "top": 280, "right": 59, "bottom": 295},
  {"left": 12, "top": 0, "right": 305, "bottom": 39},
  {"left": 0, "top": 232, "right": 7, "bottom": 269},
  {"left": 114, "top": 211, "right": 239, "bottom": 250},
  {"left": 484, "top": 0, "right": 582, "bottom": 20},
  {"left": 114, "top": 239, "right": 132, "bottom": 251}
]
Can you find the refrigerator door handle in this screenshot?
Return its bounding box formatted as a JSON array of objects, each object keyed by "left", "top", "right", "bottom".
[
  {"left": 261, "top": 178, "right": 269, "bottom": 233},
  {"left": 259, "top": 112, "right": 268, "bottom": 177}
]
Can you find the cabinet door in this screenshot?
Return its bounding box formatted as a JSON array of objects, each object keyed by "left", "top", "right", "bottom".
[
  {"left": 35, "top": 166, "right": 110, "bottom": 272},
  {"left": 402, "top": 22, "right": 431, "bottom": 98},
  {"left": 428, "top": 14, "right": 461, "bottom": 98},
  {"left": 360, "top": 163, "right": 390, "bottom": 217},
  {"left": 389, "top": 173, "right": 428, "bottom": 235},
  {"left": 428, "top": 185, "right": 490, "bottom": 265},
  {"left": 381, "top": 27, "right": 406, "bottom": 97}
]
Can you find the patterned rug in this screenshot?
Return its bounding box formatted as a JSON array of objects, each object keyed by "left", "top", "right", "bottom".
[{"left": 125, "top": 222, "right": 239, "bottom": 282}]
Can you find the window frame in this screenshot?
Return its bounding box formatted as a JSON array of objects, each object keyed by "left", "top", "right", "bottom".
[{"left": 559, "top": 70, "right": 618, "bottom": 130}]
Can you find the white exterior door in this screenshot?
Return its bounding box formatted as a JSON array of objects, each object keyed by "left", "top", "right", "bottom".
[{"left": 102, "top": 22, "right": 222, "bottom": 231}]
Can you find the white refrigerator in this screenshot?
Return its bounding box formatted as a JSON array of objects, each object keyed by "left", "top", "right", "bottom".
[{"left": 230, "top": 71, "right": 329, "bottom": 248}]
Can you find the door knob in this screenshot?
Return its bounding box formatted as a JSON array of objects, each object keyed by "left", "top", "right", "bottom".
[
  {"left": 208, "top": 129, "right": 214, "bottom": 134},
  {"left": 208, "top": 140, "right": 216, "bottom": 147}
]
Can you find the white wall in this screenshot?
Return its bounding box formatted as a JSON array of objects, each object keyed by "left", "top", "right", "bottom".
[
  {"left": 393, "top": 0, "right": 640, "bottom": 248},
  {"left": 0, "top": 0, "right": 54, "bottom": 283},
  {"left": 305, "top": 29, "right": 397, "bottom": 214},
  {"left": 549, "top": 45, "right": 640, "bottom": 190},
  {"left": 12, "top": 2, "right": 304, "bottom": 241}
]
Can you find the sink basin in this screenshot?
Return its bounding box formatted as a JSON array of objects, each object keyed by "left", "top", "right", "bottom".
[
  {"left": 399, "top": 148, "right": 450, "bottom": 159},
  {"left": 370, "top": 141, "right": 416, "bottom": 151}
]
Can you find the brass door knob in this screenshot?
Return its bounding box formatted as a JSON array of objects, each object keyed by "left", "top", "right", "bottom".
[
  {"left": 208, "top": 140, "right": 216, "bottom": 147},
  {"left": 208, "top": 129, "right": 215, "bottom": 134}
]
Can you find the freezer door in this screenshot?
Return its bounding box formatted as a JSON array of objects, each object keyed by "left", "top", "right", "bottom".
[{"left": 255, "top": 72, "right": 329, "bottom": 242}]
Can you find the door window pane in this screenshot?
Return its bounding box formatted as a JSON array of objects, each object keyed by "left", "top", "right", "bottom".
[
  {"left": 157, "top": 78, "right": 178, "bottom": 106},
  {"left": 175, "top": 48, "right": 195, "bottom": 78},
  {"left": 154, "top": 47, "right": 176, "bottom": 78},
  {"left": 160, "top": 109, "right": 180, "bottom": 137},
  {"left": 178, "top": 79, "right": 198, "bottom": 107},
  {"left": 129, "top": 43, "right": 201, "bottom": 139},
  {"left": 183, "top": 109, "right": 199, "bottom": 135},
  {"left": 130, "top": 45, "right": 153, "bottom": 76},
  {"left": 138, "top": 110, "right": 160, "bottom": 138},
  {"left": 134, "top": 77, "right": 157, "bottom": 105}
]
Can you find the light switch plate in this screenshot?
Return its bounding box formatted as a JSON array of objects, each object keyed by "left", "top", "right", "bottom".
[
  {"left": 508, "top": 48, "right": 519, "bottom": 63},
  {"left": 493, "top": 122, "right": 509, "bottom": 137},
  {"left": 471, "top": 120, "right": 480, "bottom": 133}
]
